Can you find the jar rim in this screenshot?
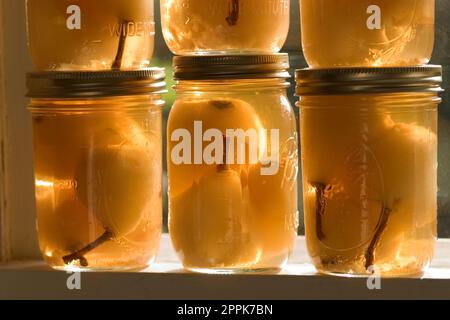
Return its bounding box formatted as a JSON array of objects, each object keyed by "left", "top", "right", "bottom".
[
  {"left": 295, "top": 66, "right": 443, "bottom": 96},
  {"left": 27, "top": 68, "right": 167, "bottom": 99},
  {"left": 173, "top": 54, "right": 290, "bottom": 81}
]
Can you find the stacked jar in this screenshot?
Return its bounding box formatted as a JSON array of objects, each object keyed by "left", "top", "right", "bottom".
[
  {"left": 161, "top": 0, "right": 299, "bottom": 273},
  {"left": 25, "top": 0, "right": 165, "bottom": 271},
  {"left": 296, "top": 0, "right": 443, "bottom": 276}
]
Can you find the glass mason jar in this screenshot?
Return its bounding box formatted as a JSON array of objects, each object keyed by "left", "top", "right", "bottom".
[
  {"left": 296, "top": 66, "right": 443, "bottom": 277},
  {"left": 161, "top": 0, "right": 290, "bottom": 55},
  {"left": 27, "top": 69, "right": 166, "bottom": 271},
  {"left": 26, "top": 0, "right": 155, "bottom": 71},
  {"left": 168, "top": 55, "right": 299, "bottom": 273},
  {"left": 299, "top": 0, "right": 435, "bottom": 67}
]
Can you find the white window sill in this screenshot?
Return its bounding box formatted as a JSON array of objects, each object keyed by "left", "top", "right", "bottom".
[{"left": 1, "top": 235, "right": 450, "bottom": 299}]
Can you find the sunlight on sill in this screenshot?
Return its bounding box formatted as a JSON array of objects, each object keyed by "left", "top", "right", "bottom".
[{"left": 2, "top": 235, "right": 450, "bottom": 279}]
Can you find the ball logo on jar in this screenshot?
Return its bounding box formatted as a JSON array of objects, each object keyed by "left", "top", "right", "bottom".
[
  {"left": 366, "top": 4, "right": 381, "bottom": 30},
  {"left": 279, "top": 134, "right": 299, "bottom": 191},
  {"left": 170, "top": 121, "right": 281, "bottom": 176},
  {"left": 66, "top": 5, "right": 81, "bottom": 30}
]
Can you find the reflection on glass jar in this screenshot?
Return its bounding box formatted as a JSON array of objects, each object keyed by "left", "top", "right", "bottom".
[
  {"left": 26, "top": 0, "right": 155, "bottom": 71},
  {"left": 300, "top": 0, "right": 435, "bottom": 67},
  {"left": 168, "top": 55, "right": 298, "bottom": 273},
  {"left": 161, "top": 0, "right": 290, "bottom": 55},
  {"left": 296, "top": 67, "right": 443, "bottom": 277},
  {"left": 27, "top": 70, "right": 165, "bottom": 271}
]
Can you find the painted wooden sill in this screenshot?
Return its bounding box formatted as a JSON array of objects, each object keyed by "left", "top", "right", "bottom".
[{"left": 0, "top": 235, "right": 450, "bottom": 300}]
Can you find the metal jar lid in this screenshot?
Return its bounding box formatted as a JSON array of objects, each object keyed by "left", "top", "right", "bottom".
[
  {"left": 173, "top": 54, "right": 290, "bottom": 81},
  {"left": 295, "top": 66, "right": 443, "bottom": 96},
  {"left": 27, "top": 68, "right": 166, "bottom": 98}
]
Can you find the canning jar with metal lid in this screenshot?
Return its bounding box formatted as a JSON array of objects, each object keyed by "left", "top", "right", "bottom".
[
  {"left": 27, "top": 69, "right": 166, "bottom": 271},
  {"left": 26, "top": 0, "right": 155, "bottom": 71},
  {"left": 161, "top": 0, "right": 290, "bottom": 55},
  {"left": 300, "top": 0, "right": 435, "bottom": 67},
  {"left": 168, "top": 54, "right": 299, "bottom": 273},
  {"left": 296, "top": 66, "right": 443, "bottom": 276}
]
